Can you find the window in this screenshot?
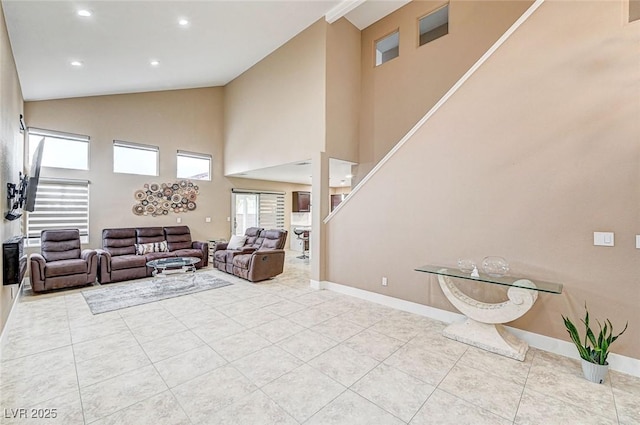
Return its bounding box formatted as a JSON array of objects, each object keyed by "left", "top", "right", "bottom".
[
  {"left": 177, "top": 150, "right": 212, "bottom": 181},
  {"left": 375, "top": 31, "right": 399, "bottom": 66},
  {"left": 113, "top": 140, "right": 159, "bottom": 176},
  {"left": 25, "top": 178, "right": 90, "bottom": 246},
  {"left": 28, "top": 128, "right": 89, "bottom": 170},
  {"left": 419, "top": 4, "right": 449, "bottom": 46},
  {"left": 232, "top": 190, "right": 285, "bottom": 236}
]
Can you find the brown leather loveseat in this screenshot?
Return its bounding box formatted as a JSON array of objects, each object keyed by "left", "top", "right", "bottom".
[
  {"left": 97, "top": 225, "right": 208, "bottom": 284},
  {"left": 213, "top": 228, "right": 287, "bottom": 282}
]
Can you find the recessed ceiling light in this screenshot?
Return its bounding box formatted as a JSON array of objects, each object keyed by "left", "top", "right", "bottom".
[
  {"left": 178, "top": 18, "right": 189, "bottom": 26},
  {"left": 77, "top": 9, "right": 92, "bottom": 17},
  {"left": 150, "top": 60, "right": 160, "bottom": 66},
  {"left": 70, "top": 60, "right": 83, "bottom": 67}
]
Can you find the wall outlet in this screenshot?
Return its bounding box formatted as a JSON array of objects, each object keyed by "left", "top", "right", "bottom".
[
  {"left": 382, "top": 277, "right": 388, "bottom": 286},
  {"left": 176, "top": 217, "right": 182, "bottom": 224},
  {"left": 226, "top": 217, "right": 231, "bottom": 222},
  {"left": 205, "top": 217, "right": 211, "bottom": 223},
  {"left": 636, "top": 235, "right": 640, "bottom": 249}
]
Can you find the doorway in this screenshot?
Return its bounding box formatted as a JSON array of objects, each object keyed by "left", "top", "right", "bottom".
[{"left": 231, "top": 192, "right": 258, "bottom": 236}]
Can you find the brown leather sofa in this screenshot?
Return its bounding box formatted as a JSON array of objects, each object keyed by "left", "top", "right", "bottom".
[
  {"left": 97, "top": 225, "right": 208, "bottom": 284},
  {"left": 213, "top": 228, "right": 287, "bottom": 282},
  {"left": 29, "top": 229, "right": 98, "bottom": 293}
]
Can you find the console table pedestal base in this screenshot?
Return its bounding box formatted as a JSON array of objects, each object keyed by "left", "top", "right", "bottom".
[{"left": 443, "top": 318, "right": 528, "bottom": 361}]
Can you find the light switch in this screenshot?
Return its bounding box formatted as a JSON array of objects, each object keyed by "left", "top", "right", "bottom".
[
  {"left": 636, "top": 235, "right": 640, "bottom": 249},
  {"left": 205, "top": 217, "right": 211, "bottom": 223},
  {"left": 593, "top": 232, "right": 614, "bottom": 247},
  {"left": 176, "top": 217, "right": 182, "bottom": 224}
]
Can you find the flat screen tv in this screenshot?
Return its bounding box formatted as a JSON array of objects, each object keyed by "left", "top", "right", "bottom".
[{"left": 24, "top": 138, "right": 44, "bottom": 212}]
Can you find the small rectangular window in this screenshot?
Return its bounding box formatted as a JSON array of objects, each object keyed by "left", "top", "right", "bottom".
[
  {"left": 113, "top": 140, "right": 159, "bottom": 176},
  {"left": 375, "top": 31, "right": 399, "bottom": 66},
  {"left": 419, "top": 4, "right": 449, "bottom": 46},
  {"left": 177, "top": 150, "right": 212, "bottom": 181},
  {"left": 28, "top": 128, "right": 89, "bottom": 170}
]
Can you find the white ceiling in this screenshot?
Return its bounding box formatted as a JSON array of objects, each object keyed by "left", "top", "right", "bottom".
[
  {"left": 230, "top": 158, "right": 356, "bottom": 188},
  {"left": 2, "top": 0, "right": 409, "bottom": 101}
]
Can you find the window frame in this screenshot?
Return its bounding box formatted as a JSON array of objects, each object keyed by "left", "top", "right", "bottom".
[
  {"left": 418, "top": 4, "right": 449, "bottom": 47},
  {"left": 374, "top": 29, "right": 400, "bottom": 67},
  {"left": 113, "top": 140, "right": 160, "bottom": 176},
  {"left": 176, "top": 150, "right": 212, "bottom": 181},
  {"left": 27, "top": 127, "right": 90, "bottom": 171}
]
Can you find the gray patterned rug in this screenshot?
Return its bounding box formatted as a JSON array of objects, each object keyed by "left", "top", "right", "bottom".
[{"left": 82, "top": 271, "right": 233, "bottom": 314}]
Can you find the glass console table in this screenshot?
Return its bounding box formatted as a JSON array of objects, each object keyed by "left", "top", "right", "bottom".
[{"left": 415, "top": 265, "right": 563, "bottom": 361}]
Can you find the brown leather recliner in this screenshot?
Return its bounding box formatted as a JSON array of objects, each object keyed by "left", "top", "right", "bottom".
[
  {"left": 213, "top": 227, "right": 264, "bottom": 273},
  {"left": 29, "top": 229, "right": 97, "bottom": 293}
]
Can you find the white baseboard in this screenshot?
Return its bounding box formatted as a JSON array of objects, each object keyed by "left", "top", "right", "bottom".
[
  {"left": 0, "top": 281, "right": 24, "bottom": 360},
  {"left": 316, "top": 280, "right": 640, "bottom": 378}
]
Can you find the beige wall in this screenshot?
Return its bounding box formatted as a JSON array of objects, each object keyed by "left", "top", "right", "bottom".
[
  {"left": 0, "top": 2, "right": 24, "bottom": 333},
  {"left": 357, "top": 0, "right": 534, "bottom": 182},
  {"left": 325, "top": 18, "right": 360, "bottom": 162},
  {"left": 327, "top": 0, "right": 640, "bottom": 359},
  {"left": 24, "top": 89, "right": 307, "bottom": 251},
  {"left": 224, "top": 19, "right": 327, "bottom": 175}
]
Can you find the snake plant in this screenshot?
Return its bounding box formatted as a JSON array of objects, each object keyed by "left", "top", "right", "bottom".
[{"left": 562, "top": 304, "right": 628, "bottom": 365}]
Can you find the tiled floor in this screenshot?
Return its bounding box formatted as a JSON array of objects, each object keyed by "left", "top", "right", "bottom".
[{"left": 1, "top": 253, "right": 638, "bottom": 425}]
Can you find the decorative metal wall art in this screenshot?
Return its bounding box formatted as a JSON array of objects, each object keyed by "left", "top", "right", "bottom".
[{"left": 132, "top": 180, "right": 199, "bottom": 216}]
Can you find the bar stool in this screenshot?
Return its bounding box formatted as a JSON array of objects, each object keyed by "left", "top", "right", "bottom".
[{"left": 293, "top": 228, "right": 309, "bottom": 260}]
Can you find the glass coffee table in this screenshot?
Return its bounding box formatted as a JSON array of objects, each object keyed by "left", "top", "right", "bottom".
[{"left": 146, "top": 257, "right": 201, "bottom": 277}]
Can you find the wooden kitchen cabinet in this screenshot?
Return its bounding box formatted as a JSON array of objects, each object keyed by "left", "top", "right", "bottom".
[{"left": 292, "top": 191, "right": 311, "bottom": 212}]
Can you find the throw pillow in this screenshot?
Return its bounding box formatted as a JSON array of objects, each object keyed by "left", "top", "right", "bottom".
[
  {"left": 227, "top": 235, "right": 247, "bottom": 250},
  {"left": 135, "top": 240, "right": 169, "bottom": 255}
]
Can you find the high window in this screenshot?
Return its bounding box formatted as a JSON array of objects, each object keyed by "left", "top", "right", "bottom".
[
  {"left": 28, "top": 128, "right": 89, "bottom": 170},
  {"left": 25, "top": 178, "right": 90, "bottom": 246},
  {"left": 113, "top": 140, "right": 159, "bottom": 176},
  {"left": 177, "top": 151, "right": 212, "bottom": 181},
  {"left": 375, "top": 31, "right": 399, "bottom": 66},
  {"left": 419, "top": 4, "right": 449, "bottom": 46}
]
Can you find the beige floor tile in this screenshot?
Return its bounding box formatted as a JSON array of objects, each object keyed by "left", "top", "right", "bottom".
[
  {"left": 129, "top": 317, "right": 188, "bottom": 344},
  {"left": 80, "top": 365, "right": 167, "bottom": 423},
  {"left": 140, "top": 329, "right": 205, "bottom": 363},
  {"left": 292, "top": 290, "right": 336, "bottom": 306},
  {"left": 613, "top": 388, "right": 640, "bottom": 425},
  {"left": 232, "top": 345, "right": 303, "bottom": 387},
  {"left": 67, "top": 310, "right": 121, "bottom": 329},
  {"left": 311, "top": 317, "right": 365, "bottom": 342},
  {"left": 262, "top": 364, "right": 346, "bottom": 423},
  {"left": 0, "top": 361, "right": 78, "bottom": 408},
  {"left": 309, "top": 344, "right": 379, "bottom": 387},
  {"left": 384, "top": 341, "right": 460, "bottom": 386},
  {"left": 438, "top": 363, "right": 523, "bottom": 421},
  {"left": 215, "top": 299, "right": 265, "bottom": 316},
  {"left": 172, "top": 365, "right": 257, "bottom": 424},
  {"left": 611, "top": 370, "right": 640, "bottom": 395},
  {"left": 191, "top": 318, "right": 246, "bottom": 344},
  {"left": 155, "top": 345, "right": 227, "bottom": 388},
  {"left": 0, "top": 346, "right": 74, "bottom": 387},
  {"left": 351, "top": 363, "right": 435, "bottom": 422},
  {"left": 76, "top": 344, "right": 150, "bottom": 387},
  {"left": 70, "top": 318, "right": 130, "bottom": 344},
  {"left": 306, "top": 390, "right": 404, "bottom": 425},
  {"left": 411, "top": 389, "right": 512, "bottom": 425},
  {"left": 209, "top": 330, "right": 272, "bottom": 361},
  {"left": 193, "top": 290, "right": 240, "bottom": 307},
  {"left": 2, "top": 328, "right": 71, "bottom": 361},
  {"left": 515, "top": 387, "right": 617, "bottom": 425},
  {"left": 368, "top": 317, "right": 427, "bottom": 342},
  {"left": 252, "top": 317, "right": 306, "bottom": 343},
  {"left": 456, "top": 346, "right": 534, "bottom": 386},
  {"left": 232, "top": 307, "right": 280, "bottom": 328},
  {"left": 71, "top": 330, "right": 139, "bottom": 362},
  {"left": 343, "top": 329, "right": 405, "bottom": 362},
  {"left": 175, "top": 308, "right": 228, "bottom": 329},
  {"left": 116, "top": 300, "right": 166, "bottom": 318},
  {"left": 158, "top": 295, "right": 211, "bottom": 317},
  {"left": 249, "top": 294, "right": 286, "bottom": 309},
  {"left": 286, "top": 306, "right": 337, "bottom": 328},
  {"left": 205, "top": 390, "right": 297, "bottom": 425},
  {"left": 338, "top": 307, "right": 389, "bottom": 328},
  {"left": 121, "top": 308, "right": 175, "bottom": 329},
  {"left": 526, "top": 352, "right": 616, "bottom": 418},
  {"left": 277, "top": 329, "right": 337, "bottom": 362},
  {"left": 263, "top": 299, "right": 306, "bottom": 316},
  {"left": 90, "top": 391, "right": 191, "bottom": 425}
]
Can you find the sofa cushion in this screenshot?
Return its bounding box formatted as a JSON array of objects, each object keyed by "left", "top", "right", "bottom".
[
  {"left": 164, "top": 226, "right": 193, "bottom": 251},
  {"left": 41, "top": 230, "right": 81, "bottom": 262},
  {"left": 227, "top": 235, "right": 247, "bottom": 250},
  {"left": 111, "top": 255, "right": 147, "bottom": 271},
  {"left": 135, "top": 241, "right": 168, "bottom": 255},
  {"left": 103, "top": 228, "right": 137, "bottom": 256},
  {"left": 172, "top": 248, "right": 203, "bottom": 259},
  {"left": 214, "top": 250, "right": 228, "bottom": 263},
  {"left": 136, "top": 227, "right": 165, "bottom": 244},
  {"left": 44, "top": 259, "right": 87, "bottom": 277},
  {"left": 144, "top": 252, "right": 175, "bottom": 261},
  {"left": 232, "top": 254, "right": 252, "bottom": 269}
]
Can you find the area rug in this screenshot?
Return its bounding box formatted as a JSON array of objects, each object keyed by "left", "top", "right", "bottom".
[{"left": 82, "top": 271, "right": 233, "bottom": 314}]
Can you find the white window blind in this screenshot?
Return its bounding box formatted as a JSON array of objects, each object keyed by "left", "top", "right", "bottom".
[
  {"left": 28, "top": 128, "right": 90, "bottom": 170},
  {"left": 26, "top": 178, "right": 90, "bottom": 246},
  {"left": 258, "top": 193, "right": 285, "bottom": 230}
]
